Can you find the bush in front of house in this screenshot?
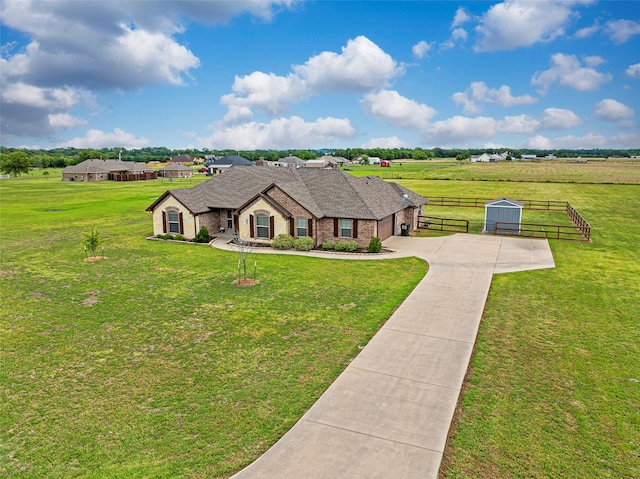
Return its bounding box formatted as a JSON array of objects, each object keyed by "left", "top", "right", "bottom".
[
  {"left": 156, "top": 233, "right": 174, "bottom": 240},
  {"left": 173, "top": 234, "right": 185, "bottom": 242},
  {"left": 367, "top": 237, "right": 382, "bottom": 253},
  {"left": 194, "top": 226, "right": 211, "bottom": 243},
  {"left": 272, "top": 234, "right": 295, "bottom": 249},
  {"left": 293, "top": 236, "right": 314, "bottom": 251},
  {"left": 334, "top": 241, "right": 359, "bottom": 252},
  {"left": 321, "top": 241, "right": 335, "bottom": 250}
]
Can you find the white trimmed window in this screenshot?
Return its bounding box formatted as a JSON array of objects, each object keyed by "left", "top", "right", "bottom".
[
  {"left": 167, "top": 211, "right": 180, "bottom": 233},
  {"left": 256, "top": 214, "right": 270, "bottom": 238},
  {"left": 296, "top": 218, "right": 307, "bottom": 237},
  {"left": 340, "top": 218, "right": 352, "bottom": 237}
]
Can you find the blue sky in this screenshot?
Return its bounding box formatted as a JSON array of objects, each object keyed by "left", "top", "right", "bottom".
[{"left": 1, "top": 0, "right": 638, "bottom": 150}]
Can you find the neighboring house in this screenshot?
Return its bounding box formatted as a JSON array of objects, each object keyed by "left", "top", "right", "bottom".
[
  {"left": 305, "top": 156, "right": 338, "bottom": 169},
  {"left": 471, "top": 153, "right": 508, "bottom": 163},
  {"left": 274, "top": 156, "right": 306, "bottom": 168},
  {"left": 158, "top": 164, "right": 193, "bottom": 178},
  {"left": 206, "top": 155, "right": 254, "bottom": 174},
  {"left": 147, "top": 167, "right": 427, "bottom": 247},
  {"left": 168, "top": 154, "right": 195, "bottom": 165},
  {"left": 368, "top": 157, "right": 381, "bottom": 165},
  {"left": 62, "top": 159, "right": 156, "bottom": 181}
]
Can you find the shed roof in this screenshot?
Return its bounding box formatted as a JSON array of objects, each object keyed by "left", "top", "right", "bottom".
[{"left": 485, "top": 197, "right": 524, "bottom": 207}]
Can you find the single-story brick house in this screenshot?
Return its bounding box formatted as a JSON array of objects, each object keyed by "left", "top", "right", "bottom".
[
  {"left": 147, "top": 167, "right": 427, "bottom": 247},
  {"left": 62, "top": 159, "right": 156, "bottom": 181},
  {"left": 158, "top": 164, "right": 193, "bottom": 178}
]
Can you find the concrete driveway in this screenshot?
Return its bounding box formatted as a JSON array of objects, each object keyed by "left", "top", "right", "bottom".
[{"left": 225, "top": 234, "right": 555, "bottom": 479}]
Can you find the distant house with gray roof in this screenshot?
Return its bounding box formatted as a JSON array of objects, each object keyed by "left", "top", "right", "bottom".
[
  {"left": 274, "top": 155, "right": 306, "bottom": 167},
  {"left": 206, "top": 155, "right": 254, "bottom": 174},
  {"left": 62, "top": 159, "right": 156, "bottom": 181},
  {"left": 158, "top": 164, "right": 193, "bottom": 179},
  {"left": 147, "top": 167, "right": 427, "bottom": 247}
]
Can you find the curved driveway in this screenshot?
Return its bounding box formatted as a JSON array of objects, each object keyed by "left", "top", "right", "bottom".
[{"left": 219, "top": 234, "right": 555, "bottom": 479}]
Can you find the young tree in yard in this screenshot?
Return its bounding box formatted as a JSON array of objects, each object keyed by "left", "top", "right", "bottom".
[
  {"left": 0, "top": 151, "right": 32, "bottom": 177},
  {"left": 83, "top": 226, "right": 103, "bottom": 257},
  {"left": 232, "top": 235, "right": 255, "bottom": 281}
]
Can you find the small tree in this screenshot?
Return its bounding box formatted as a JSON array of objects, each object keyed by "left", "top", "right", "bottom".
[
  {"left": 42, "top": 171, "right": 50, "bottom": 179},
  {"left": 83, "top": 226, "right": 103, "bottom": 257},
  {"left": 0, "top": 151, "right": 32, "bottom": 177},
  {"left": 232, "top": 235, "right": 255, "bottom": 281}
]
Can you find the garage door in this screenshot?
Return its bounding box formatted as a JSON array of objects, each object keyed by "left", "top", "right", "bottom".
[{"left": 377, "top": 214, "right": 394, "bottom": 240}]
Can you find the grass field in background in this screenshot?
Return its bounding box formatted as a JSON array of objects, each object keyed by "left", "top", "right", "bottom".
[
  {"left": 349, "top": 159, "right": 640, "bottom": 184},
  {"left": 2, "top": 161, "right": 639, "bottom": 478}
]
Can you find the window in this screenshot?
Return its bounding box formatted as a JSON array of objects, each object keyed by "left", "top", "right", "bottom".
[
  {"left": 167, "top": 211, "right": 180, "bottom": 233},
  {"left": 296, "top": 218, "right": 307, "bottom": 237},
  {"left": 226, "top": 210, "right": 233, "bottom": 230},
  {"left": 256, "top": 214, "right": 270, "bottom": 238},
  {"left": 340, "top": 218, "right": 352, "bottom": 238}
]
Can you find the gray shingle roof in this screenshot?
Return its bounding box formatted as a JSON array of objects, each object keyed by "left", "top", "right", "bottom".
[
  {"left": 62, "top": 159, "right": 138, "bottom": 174},
  {"left": 149, "top": 168, "right": 427, "bottom": 219}
]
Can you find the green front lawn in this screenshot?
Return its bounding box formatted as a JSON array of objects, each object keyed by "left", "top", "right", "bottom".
[{"left": 0, "top": 177, "right": 425, "bottom": 478}]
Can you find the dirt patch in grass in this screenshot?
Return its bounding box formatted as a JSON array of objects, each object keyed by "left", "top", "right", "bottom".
[
  {"left": 84, "top": 256, "right": 107, "bottom": 263},
  {"left": 82, "top": 290, "right": 101, "bottom": 307},
  {"left": 232, "top": 279, "right": 259, "bottom": 287}
]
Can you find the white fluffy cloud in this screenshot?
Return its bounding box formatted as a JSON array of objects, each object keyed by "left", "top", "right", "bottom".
[
  {"left": 625, "top": 63, "right": 640, "bottom": 80},
  {"left": 361, "top": 90, "right": 437, "bottom": 130},
  {"left": 0, "top": 0, "right": 294, "bottom": 141},
  {"left": 523, "top": 132, "right": 606, "bottom": 149},
  {"left": 361, "top": 136, "right": 411, "bottom": 149},
  {"left": 452, "top": 7, "right": 471, "bottom": 28},
  {"left": 222, "top": 36, "right": 403, "bottom": 118},
  {"left": 421, "top": 106, "right": 581, "bottom": 146},
  {"left": 452, "top": 81, "right": 537, "bottom": 114},
  {"left": 199, "top": 116, "right": 355, "bottom": 150},
  {"left": 531, "top": 53, "right": 612, "bottom": 94},
  {"left": 61, "top": 128, "right": 149, "bottom": 149},
  {"left": 412, "top": 40, "right": 433, "bottom": 59},
  {"left": 603, "top": 19, "right": 640, "bottom": 44},
  {"left": 424, "top": 116, "right": 498, "bottom": 146},
  {"left": 474, "top": 0, "right": 593, "bottom": 52},
  {"left": 593, "top": 99, "right": 634, "bottom": 123},
  {"left": 295, "top": 36, "right": 403, "bottom": 94}
]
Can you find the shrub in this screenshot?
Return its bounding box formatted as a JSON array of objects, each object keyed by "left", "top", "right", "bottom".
[
  {"left": 335, "top": 241, "right": 359, "bottom": 252},
  {"left": 194, "top": 226, "right": 211, "bottom": 243},
  {"left": 321, "top": 241, "right": 335, "bottom": 250},
  {"left": 157, "top": 233, "right": 174, "bottom": 240},
  {"left": 293, "top": 236, "right": 314, "bottom": 251},
  {"left": 272, "top": 234, "right": 295, "bottom": 250},
  {"left": 367, "top": 236, "right": 382, "bottom": 253},
  {"left": 173, "top": 234, "right": 185, "bottom": 242}
]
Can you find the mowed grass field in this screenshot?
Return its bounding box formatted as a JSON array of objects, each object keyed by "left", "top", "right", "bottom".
[
  {"left": 2, "top": 162, "right": 639, "bottom": 478},
  {"left": 0, "top": 174, "right": 426, "bottom": 478}
]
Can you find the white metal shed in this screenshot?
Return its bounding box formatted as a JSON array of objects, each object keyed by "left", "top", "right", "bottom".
[{"left": 484, "top": 197, "right": 523, "bottom": 234}]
